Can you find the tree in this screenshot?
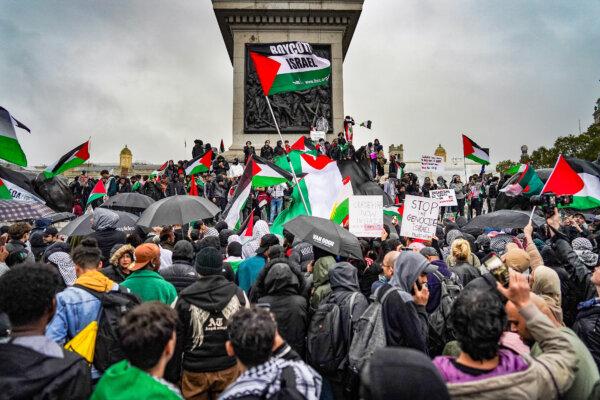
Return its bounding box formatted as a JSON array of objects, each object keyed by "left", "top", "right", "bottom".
[
  {"left": 496, "top": 159, "right": 518, "bottom": 174},
  {"left": 529, "top": 122, "right": 600, "bottom": 168}
]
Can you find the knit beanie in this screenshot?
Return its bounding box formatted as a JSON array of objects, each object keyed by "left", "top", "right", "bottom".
[
  {"left": 173, "top": 240, "right": 195, "bottom": 262},
  {"left": 195, "top": 247, "right": 223, "bottom": 276}
]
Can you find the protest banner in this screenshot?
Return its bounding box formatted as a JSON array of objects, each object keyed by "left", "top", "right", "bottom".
[
  {"left": 349, "top": 195, "right": 383, "bottom": 238},
  {"left": 430, "top": 188, "right": 458, "bottom": 206},
  {"left": 310, "top": 130, "right": 326, "bottom": 142},
  {"left": 400, "top": 194, "right": 440, "bottom": 239},
  {"left": 420, "top": 155, "right": 444, "bottom": 172}
]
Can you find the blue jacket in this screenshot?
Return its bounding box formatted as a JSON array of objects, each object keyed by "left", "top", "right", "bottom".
[
  {"left": 426, "top": 259, "right": 453, "bottom": 313},
  {"left": 236, "top": 255, "right": 266, "bottom": 293}
]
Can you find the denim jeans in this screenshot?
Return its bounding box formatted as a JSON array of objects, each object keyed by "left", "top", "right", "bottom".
[{"left": 270, "top": 197, "right": 283, "bottom": 223}]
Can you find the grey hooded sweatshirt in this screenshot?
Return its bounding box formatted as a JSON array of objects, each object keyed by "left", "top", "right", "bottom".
[{"left": 329, "top": 262, "right": 370, "bottom": 342}]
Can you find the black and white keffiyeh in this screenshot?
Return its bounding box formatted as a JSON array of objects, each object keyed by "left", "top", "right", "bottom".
[{"left": 219, "top": 358, "right": 321, "bottom": 400}]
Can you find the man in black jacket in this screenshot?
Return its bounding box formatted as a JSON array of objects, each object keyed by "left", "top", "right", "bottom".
[
  {"left": 160, "top": 240, "right": 197, "bottom": 294},
  {"left": 0, "top": 264, "right": 91, "bottom": 399},
  {"left": 260, "top": 140, "right": 274, "bottom": 160},
  {"left": 170, "top": 247, "right": 248, "bottom": 398},
  {"left": 192, "top": 139, "right": 204, "bottom": 159}
]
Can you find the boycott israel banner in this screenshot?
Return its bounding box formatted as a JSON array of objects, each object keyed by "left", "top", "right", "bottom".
[
  {"left": 400, "top": 194, "right": 440, "bottom": 239},
  {"left": 349, "top": 195, "right": 383, "bottom": 237},
  {"left": 420, "top": 155, "right": 444, "bottom": 172},
  {"left": 429, "top": 189, "right": 458, "bottom": 206},
  {"left": 249, "top": 41, "right": 331, "bottom": 96}
]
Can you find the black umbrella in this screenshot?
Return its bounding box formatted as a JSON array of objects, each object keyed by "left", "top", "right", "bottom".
[
  {"left": 463, "top": 210, "right": 545, "bottom": 233},
  {"left": 100, "top": 193, "right": 155, "bottom": 211},
  {"left": 0, "top": 200, "right": 54, "bottom": 222},
  {"left": 59, "top": 210, "right": 138, "bottom": 236},
  {"left": 45, "top": 211, "right": 76, "bottom": 223},
  {"left": 137, "top": 195, "right": 221, "bottom": 227},
  {"left": 284, "top": 215, "right": 362, "bottom": 259}
]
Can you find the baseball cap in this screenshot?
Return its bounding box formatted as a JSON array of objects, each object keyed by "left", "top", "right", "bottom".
[
  {"left": 129, "top": 243, "right": 160, "bottom": 271},
  {"left": 256, "top": 234, "right": 280, "bottom": 254}
]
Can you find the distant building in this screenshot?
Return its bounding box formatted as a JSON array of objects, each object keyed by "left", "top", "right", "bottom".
[
  {"left": 119, "top": 145, "right": 133, "bottom": 176},
  {"left": 434, "top": 144, "right": 447, "bottom": 162},
  {"left": 388, "top": 144, "right": 404, "bottom": 162}
]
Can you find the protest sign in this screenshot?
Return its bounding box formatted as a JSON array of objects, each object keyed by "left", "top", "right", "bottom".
[
  {"left": 420, "top": 155, "right": 444, "bottom": 172},
  {"left": 430, "top": 189, "right": 458, "bottom": 206},
  {"left": 400, "top": 194, "right": 440, "bottom": 239},
  {"left": 310, "top": 130, "right": 326, "bottom": 142},
  {"left": 349, "top": 195, "right": 383, "bottom": 238}
]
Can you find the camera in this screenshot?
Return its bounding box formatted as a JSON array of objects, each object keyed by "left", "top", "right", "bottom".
[{"left": 530, "top": 192, "right": 573, "bottom": 217}]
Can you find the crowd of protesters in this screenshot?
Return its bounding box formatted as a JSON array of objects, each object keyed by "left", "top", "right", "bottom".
[{"left": 3, "top": 135, "right": 600, "bottom": 399}]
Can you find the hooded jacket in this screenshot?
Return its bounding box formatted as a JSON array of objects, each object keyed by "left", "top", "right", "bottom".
[
  {"left": 380, "top": 252, "right": 430, "bottom": 353},
  {"left": 426, "top": 259, "right": 454, "bottom": 313},
  {"left": 573, "top": 299, "right": 600, "bottom": 372},
  {"left": 256, "top": 259, "right": 308, "bottom": 359},
  {"left": 309, "top": 255, "right": 337, "bottom": 312},
  {"left": 159, "top": 242, "right": 198, "bottom": 294},
  {"left": 100, "top": 244, "right": 135, "bottom": 283},
  {"left": 88, "top": 208, "right": 127, "bottom": 263},
  {"left": 328, "top": 263, "right": 369, "bottom": 343},
  {"left": 170, "top": 275, "right": 247, "bottom": 379},
  {"left": 29, "top": 231, "right": 47, "bottom": 261},
  {"left": 434, "top": 304, "right": 578, "bottom": 400},
  {"left": 0, "top": 341, "right": 91, "bottom": 400}
]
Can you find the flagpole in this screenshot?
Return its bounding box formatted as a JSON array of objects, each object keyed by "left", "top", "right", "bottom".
[{"left": 264, "top": 95, "right": 310, "bottom": 215}]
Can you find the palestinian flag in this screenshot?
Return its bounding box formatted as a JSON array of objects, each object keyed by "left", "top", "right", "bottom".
[
  {"left": 221, "top": 160, "right": 253, "bottom": 229},
  {"left": 185, "top": 150, "right": 213, "bottom": 176},
  {"left": 131, "top": 181, "right": 141, "bottom": 192},
  {"left": 330, "top": 176, "right": 353, "bottom": 225},
  {"left": 0, "top": 178, "right": 13, "bottom": 200},
  {"left": 86, "top": 179, "right": 107, "bottom": 206},
  {"left": 290, "top": 136, "right": 317, "bottom": 153},
  {"left": 250, "top": 155, "right": 293, "bottom": 187},
  {"left": 505, "top": 164, "right": 523, "bottom": 175},
  {"left": 384, "top": 204, "right": 404, "bottom": 220},
  {"left": 271, "top": 153, "right": 344, "bottom": 235},
  {"left": 158, "top": 161, "right": 168, "bottom": 172},
  {"left": 0, "top": 166, "right": 44, "bottom": 203},
  {"left": 43, "top": 140, "right": 90, "bottom": 179},
  {"left": 360, "top": 120, "right": 372, "bottom": 129},
  {"left": 249, "top": 41, "right": 331, "bottom": 96},
  {"left": 220, "top": 139, "right": 225, "bottom": 153},
  {"left": 188, "top": 174, "right": 199, "bottom": 196},
  {"left": 240, "top": 212, "right": 254, "bottom": 237},
  {"left": 501, "top": 164, "right": 543, "bottom": 197},
  {"left": 0, "top": 106, "right": 30, "bottom": 167},
  {"left": 543, "top": 155, "right": 600, "bottom": 209},
  {"left": 462, "top": 134, "right": 490, "bottom": 165}
]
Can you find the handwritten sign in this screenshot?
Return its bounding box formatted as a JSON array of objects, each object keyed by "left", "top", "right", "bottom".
[
  {"left": 349, "top": 195, "right": 383, "bottom": 238},
  {"left": 430, "top": 189, "right": 458, "bottom": 206},
  {"left": 400, "top": 195, "right": 440, "bottom": 239},
  {"left": 310, "top": 130, "right": 326, "bottom": 142},
  {"left": 420, "top": 155, "right": 445, "bottom": 172}
]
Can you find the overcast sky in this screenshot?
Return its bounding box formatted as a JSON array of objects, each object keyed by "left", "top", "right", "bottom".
[{"left": 2, "top": 0, "right": 599, "bottom": 166}]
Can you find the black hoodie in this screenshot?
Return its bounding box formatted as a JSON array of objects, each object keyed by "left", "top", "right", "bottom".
[
  {"left": 0, "top": 342, "right": 91, "bottom": 399},
  {"left": 171, "top": 274, "right": 247, "bottom": 378},
  {"left": 256, "top": 259, "right": 308, "bottom": 359}
]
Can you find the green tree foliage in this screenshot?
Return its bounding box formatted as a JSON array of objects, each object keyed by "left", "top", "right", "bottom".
[
  {"left": 496, "top": 159, "right": 518, "bottom": 174},
  {"left": 529, "top": 123, "right": 600, "bottom": 168}
]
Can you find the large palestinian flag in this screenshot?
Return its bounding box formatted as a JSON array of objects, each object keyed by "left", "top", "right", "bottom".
[
  {"left": 250, "top": 155, "right": 293, "bottom": 187},
  {"left": 0, "top": 165, "right": 44, "bottom": 203},
  {"left": 462, "top": 134, "right": 490, "bottom": 165},
  {"left": 543, "top": 155, "right": 600, "bottom": 209},
  {"left": 249, "top": 42, "right": 331, "bottom": 96},
  {"left": 0, "top": 106, "right": 30, "bottom": 167},
  {"left": 86, "top": 179, "right": 107, "bottom": 206},
  {"left": 185, "top": 150, "right": 213, "bottom": 176},
  {"left": 44, "top": 140, "right": 90, "bottom": 179}
]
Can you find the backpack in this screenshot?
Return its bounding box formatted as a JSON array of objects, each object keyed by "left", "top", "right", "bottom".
[
  {"left": 427, "top": 271, "right": 462, "bottom": 356},
  {"left": 348, "top": 286, "right": 399, "bottom": 373},
  {"left": 72, "top": 284, "right": 140, "bottom": 372},
  {"left": 307, "top": 292, "right": 358, "bottom": 374}
]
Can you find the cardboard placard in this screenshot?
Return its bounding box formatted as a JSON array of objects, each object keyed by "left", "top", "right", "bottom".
[
  {"left": 400, "top": 195, "right": 440, "bottom": 239},
  {"left": 420, "top": 155, "right": 445, "bottom": 172},
  {"left": 429, "top": 189, "right": 458, "bottom": 206},
  {"left": 349, "top": 195, "right": 383, "bottom": 238},
  {"left": 310, "top": 130, "right": 326, "bottom": 142}
]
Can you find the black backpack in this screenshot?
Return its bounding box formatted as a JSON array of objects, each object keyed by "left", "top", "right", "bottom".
[
  {"left": 307, "top": 292, "right": 358, "bottom": 374},
  {"left": 427, "top": 271, "right": 462, "bottom": 356},
  {"left": 74, "top": 285, "right": 140, "bottom": 372}
]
